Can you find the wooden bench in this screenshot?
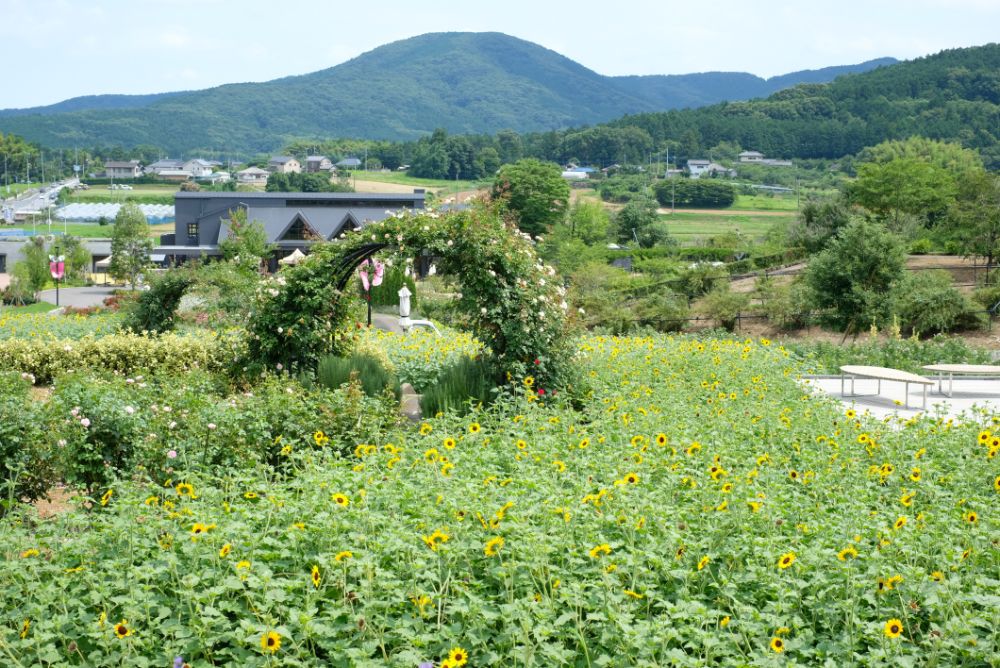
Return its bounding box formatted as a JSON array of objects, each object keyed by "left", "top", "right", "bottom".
[
  {"left": 840, "top": 365, "right": 934, "bottom": 410},
  {"left": 921, "top": 364, "right": 1000, "bottom": 397}
]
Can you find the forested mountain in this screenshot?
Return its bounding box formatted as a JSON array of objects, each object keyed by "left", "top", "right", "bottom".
[
  {"left": 0, "top": 32, "right": 890, "bottom": 154},
  {"left": 604, "top": 45, "right": 1000, "bottom": 167}
]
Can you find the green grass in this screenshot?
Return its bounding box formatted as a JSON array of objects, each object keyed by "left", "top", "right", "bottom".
[
  {"left": 12, "top": 222, "right": 172, "bottom": 239},
  {"left": 65, "top": 187, "right": 176, "bottom": 205},
  {"left": 0, "top": 301, "right": 57, "bottom": 314},
  {"left": 1, "top": 182, "right": 44, "bottom": 199},
  {"left": 659, "top": 211, "right": 792, "bottom": 240},
  {"left": 733, "top": 194, "right": 799, "bottom": 211}
]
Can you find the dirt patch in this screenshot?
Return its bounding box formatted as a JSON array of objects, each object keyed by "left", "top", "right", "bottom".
[
  {"left": 352, "top": 179, "right": 425, "bottom": 194},
  {"left": 34, "top": 486, "right": 75, "bottom": 518}
]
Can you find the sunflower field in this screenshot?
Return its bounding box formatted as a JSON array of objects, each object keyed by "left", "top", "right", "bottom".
[{"left": 1, "top": 333, "right": 998, "bottom": 667}]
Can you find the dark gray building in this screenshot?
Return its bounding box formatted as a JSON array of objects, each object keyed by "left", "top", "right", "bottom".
[{"left": 157, "top": 191, "right": 425, "bottom": 265}]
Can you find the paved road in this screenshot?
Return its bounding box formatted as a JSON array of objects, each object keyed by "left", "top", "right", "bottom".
[{"left": 38, "top": 285, "right": 117, "bottom": 309}]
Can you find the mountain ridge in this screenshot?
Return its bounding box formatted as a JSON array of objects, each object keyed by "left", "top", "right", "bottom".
[{"left": 0, "top": 32, "right": 896, "bottom": 153}]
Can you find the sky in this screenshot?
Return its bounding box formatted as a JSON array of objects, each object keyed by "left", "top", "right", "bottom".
[{"left": 1, "top": 0, "right": 998, "bottom": 108}]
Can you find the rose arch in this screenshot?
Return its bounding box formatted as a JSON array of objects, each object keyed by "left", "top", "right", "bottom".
[{"left": 246, "top": 204, "right": 573, "bottom": 389}]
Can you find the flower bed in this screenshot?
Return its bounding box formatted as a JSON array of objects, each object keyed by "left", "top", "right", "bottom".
[{"left": 1, "top": 334, "right": 997, "bottom": 665}]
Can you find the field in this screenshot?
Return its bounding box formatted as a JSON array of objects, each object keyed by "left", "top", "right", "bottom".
[
  {"left": 0, "top": 301, "right": 56, "bottom": 315},
  {"left": 1, "top": 182, "right": 45, "bottom": 199},
  {"left": 1, "top": 330, "right": 997, "bottom": 665},
  {"left": 64, "top": 184, "right": 177, "bottom": 205},
  {"left": 13, "top": 221, "right": 173, "bottom": 239},
  {"left": 351, "top": 171, "right": 489, "bottom": 197},
  {"left": 659, "top": 210, "right": 791, "bottom": 242}
]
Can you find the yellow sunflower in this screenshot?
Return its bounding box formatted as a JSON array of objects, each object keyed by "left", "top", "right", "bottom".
[
  {"left": 331, "top": 493, "right": 350, "bottom": 507},
  {"left": 484, "top": 536, "right": 505, "bottom": 557},
  {"left": 114, "top": 619, "right": 132, "bottom": 639},
  {"left": 100, "top": 489, "right": 113, "bottom": 507},
  {"left": 260, "top": 630, "right": 281, "bottom": 653},
  {"left": 311, "top": 564, "right": 321, "bottom": 588},
  {"left": 778, "top": 552, "right": 796, "bottom": 569},
  {"left": 448, "top": 646, "right": 469, "bottom": 666},
  {"left": 219, "top": 543, "right": 232, "bottom": 558},
  {"left": 335, "top": 550, "right": 353, "bottom": 562},
  {"left": 837, "top": 546, "right": 858, "bottom": 561},
  {"left": 588, "top": 543, "right": 612, "bottom": 559},
  {"left": 468, "top": 423, "right": 481, "bottom": 434},
  {"left": 770, "top": 637, "right": 785, "bottom": 653},
  {"left": 884, "top": 618, "right": 903, "bottom": 639}
]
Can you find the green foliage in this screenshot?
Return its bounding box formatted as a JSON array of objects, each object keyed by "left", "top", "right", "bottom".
[
  {"left": 632, "top": 291, "right": 689, "bottom": 332},
  {"left": 847, "top": 157, "right": 957, "bottom": 230},
  {"left": 419, "top": 357, "right": 496, "bottom": 417},
  {"left": 790, "top": 334, "right": 993, "bottom": 374},
  {"left": 366, "top": 265, "right": 418, "bottom": 310},
  {"left": 787, "top": 198, "right": 851, "bottom": 253},
  {"left": 597, "top": 175, "right": 650, "bottom": 203},
  {"left": 654, "top": 179, "right": 736, "bottom": 208},
  {"left": 14, "top": 236, "right": 50, "bottom": 299},
  {"left": 265, "top": 171, "right": 352, "bottom": 192},
  {"left": 614, "top": 196, "right": 659, "bottom": 245},
  {"left": 120, "top": 271, "right": 193, "bottom": 334},
  {"left": 217, "top": 209, "right": 274, "bottom": 272},
  {"left": 109, "top": 202, "right": 153, "bottom": 289},
  {"left": 567, "top": 200, "right": 611, "bottom": 244},
  {"left": 315, "top": 353, "right": 401, "bottom": 400},
  {"left": 892, "top": 270, "right": 986, "bottom": 336},
  {"left": 674, "top": 263, "right": 729, "bottom": 299},
  {"left": 949, "top": 171, "right": 1000, "bottom": 267},
  {"left": 804, "top": 219, "right": 907, "bottom": 333},
  {"left": 0, "top": 372, "right": 55, "bottom": 514},
  {"left": 361, "top": 327, "right": 481, "bottom": 393},
  {"left": 247, "top": 206, "right": 572, "bottom": 389},
  {"left": 491, "top": 159, "right": 570, "bottom": 236},
  {"left": 0, "top": 331, "right": 243, "bottom": 384},
  {"left": 636, "top": 221, "right": 676, "bottom": 249},
  {"left": 702, "top": 285, "right": 751, "bottom": 331}
]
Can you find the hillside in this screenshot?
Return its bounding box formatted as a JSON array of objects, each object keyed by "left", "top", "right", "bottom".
[
  {"left": 604, "top": 44, "right": 1000, "bottom": 166},
  {"left": 0, "top": 32, "right": 891, "bottom": 154}
]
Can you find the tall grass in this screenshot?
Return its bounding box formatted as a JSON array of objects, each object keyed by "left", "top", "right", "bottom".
[
  {"left": 419, "top": 357, "right": 496, "bottom": 417},
  {"left": 315, "top": 353, "right": 401, "bottom": 400}
]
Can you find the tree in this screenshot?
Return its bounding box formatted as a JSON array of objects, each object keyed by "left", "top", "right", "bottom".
[
  {"left": 950, "top": 171, "right": 1000, "bottom": 278},
  {"left": 11, "top": 236, "right": 49, "bottom": 300},
  {"left": 804, "top": 218, "right": 906, "bottom": 336},
  {"left": 491, "top": 159, "right": 569, "bottom": 236},
  {"left": 567, "top": 200, "right": 611, "bottom": 245},
  {"left": 847, "top": 157, "right": 957, "bottom": 230},
  {"left": 787, "top": 197, "right": 851, "bottom": 253},
  {"left": 110, "top": 202, "right": 153, "bottom": 289},
  {"left": 218, "top": 208, "right": 273, "bottom": 275},
  {"left": 615, "top": 196, "right": 659, "bottom": 246}
]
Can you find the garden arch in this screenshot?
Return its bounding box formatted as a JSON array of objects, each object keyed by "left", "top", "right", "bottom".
[{"left": 246, "top": 205, "right": 572, "bottom": 389}]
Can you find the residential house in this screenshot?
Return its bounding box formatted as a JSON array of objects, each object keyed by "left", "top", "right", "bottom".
[
  {"left": 687, "top": 160, "right": 736, "bottom": 179},
  {"left": 236, "top": 167, "right": 269, "bottom": 187},
  {"left": 105, "top": 160, "right": 142, "bottom": 179},
  {"left": 145, "top": 159, "right": 184, "bottom": 175},
  {"left": 197, "top": 171, "right": 231, "bottom": 184},
  {"left": 738, "top": 151, "right": 764, "bottom": 163},
  {"left": 268, "top": 156, "right": 301, "bottom": 174},
  {"left": 305, "top": 156, "right": 333, "bottom": 173},
  {"left": 335, "top": 157, "right": 363, "bottom": 169},
  {"left": 183, "top": 159, "right": 215, "bottom": 178},
  {"left": 156, "top": 191, "right": 426, "bottom": 270},
  {"left": 158, "top": 169, "right": 193, "bottom": 182}
]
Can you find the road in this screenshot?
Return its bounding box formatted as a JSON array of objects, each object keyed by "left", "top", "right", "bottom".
[{"left": 2, "top": 178, "right": 78, "bottom": 222}]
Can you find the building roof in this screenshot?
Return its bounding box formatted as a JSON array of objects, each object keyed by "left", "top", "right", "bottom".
[
  {"left": 184, "top": 159, "right": 213, "bottom": 167},
  {"left": 158, "top": 170, "right": 192, "bottom": 177},
  {"left": 336, "top": 158, "right": 362, "bottom": 167},
  {"left": 237, "top": 167, "right": 270, "bottom": 176},
  {"left": 738, "top": 151, "right": 764, "bottom": 157},
  {"left": 687, "top": 160, "right": 711, "bottom": 166},
  {"left": 306, "top": 155, "right": 329, "bottom": 162},
  {"left": 147, "top": 159, "right": 183, "bottom": 169},
  {"left": 175, "top": 191, "right": 424, "bottom": 202},
  {"left": 269, "top": 156, "right": 297, "bottom": 164},
  {"left": 106, "top": 160, "right": 141, "bottom": 168}
]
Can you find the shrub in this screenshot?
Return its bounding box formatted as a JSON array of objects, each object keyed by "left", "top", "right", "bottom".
[
  {"left": 0, "top": 373, "right": 55, "bottom": 514},
  {"left": 702, "top": 285, "right": 751, "bottom": 331},
  {"left": 120, "top": 271, "right": 193, "bottom": 334},
  {"left": 315, "top": 353, "right": 401, "bottom": 400},
  {"left": 365, "top": 265, "right": 418, "bottom": 311},
  {"left": 419, "top": 357, "right": 497, "bottom": 417},
  {"left": 633, "top": 292, "right": 689, "bottom": 332},
  {"left": 654, "top": 179, "right": 736, "bottom": 208},
  {"left": 790, "top": 334, "right": 993, "bottom": 374},
  {"left": 0, "top": 332, "right": 244, "bottom": 384},
  {"left": 674, "top": 263, "right": 729, "bottom": 299},
  {"left": 909, "top": 237, "right": 935, "bottom": 254},
  {"left": 893, "top": 270, "right": 985, "bottom": 335}
]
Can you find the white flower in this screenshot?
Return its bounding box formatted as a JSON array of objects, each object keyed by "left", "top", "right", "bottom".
[
  {"left": 269, "top": 289, "right": 279, "bottom": 297},
  {"left": 447, "top": 240, "right": 454, "bottom": 246},
  {"left": 560, "top": 300, "right": 568, "bottom": 310},
  {"left": 163, "top": 406, "right": 171, "bottom": 413},
  {"left": 125, "top": 406, "right": 135, "bottom": 415},
  {"left": 578, "top": 307, "right": 586, "bottom": 315},
  {"left": 276, "top": 363, "right": 283, "bottom": 370},
  {"left": 428, "top": 264, "right": 437, "bottom": 276},
  {"left": 64, "top": 345, "right": 72, "bottom": 352},
  {"left": 57, "top": 439, "right": 67, "bottom": 448},
  {"left": 169, "top": 421, "right": 177, "bottom": 429},
  {"left": 277, "top": 327, "right": 283, "bottom": 334},
  {"left": 207, "top": 423, "right": 217, "bottom": 430},
  {"left": 481, "top": 307, "right": 488, "bottom": 315},
  {"left": 80, "top": 418, "right": 90, "bottom": 428}
]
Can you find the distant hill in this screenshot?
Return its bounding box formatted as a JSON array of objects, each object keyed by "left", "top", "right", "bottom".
[
  {"left": 602, "top": 44, "right": 1000, "bottom": 167},
  {"left": 0, "top": 32, "right": 893, "bottom": 154}
]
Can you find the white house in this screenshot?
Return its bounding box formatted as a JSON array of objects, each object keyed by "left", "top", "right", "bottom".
[
  {"left": 687, "top": 160, "right": 736, "bottom": 179},
  {"left": 305, "top": 156, "right": 333, "bottom": 173},
  {"left": 268, "top": 156, "right": 301, "bottom": 174},
  {"left": 336, "top": 157, "right": 363, "bottom": 169},
  {"left": 145, "top": 159, "right": 184, "bottom": 175},
  {"left": 183, "top": 159, "right": 215, "bottom": 178},
  {"left": 237, "top": 167, "right": 270, "bottom": 187},
  {"left": 105, "top": 160, "right": 142, "bottom": 179},
  {"left": 738, "top": 151, "right": 764, "bottom": 163}
]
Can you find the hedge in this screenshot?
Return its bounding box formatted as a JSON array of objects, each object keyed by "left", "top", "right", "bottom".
[{"left": 0, "top": 332, "right": 246, "bottom": 383}]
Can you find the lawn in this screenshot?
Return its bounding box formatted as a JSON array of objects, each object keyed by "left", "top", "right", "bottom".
[
  {"left": 660, "top": 211, "right": 792, "bottom": 241},
  {"left": 0, "top": 301, "right": 56, "bottom": 315},
  {"left": 64, "top": 184, "right": 178, "bottom": 205},
  {"left": 14, "top": 222, "right": 173, "bottom": 239}
]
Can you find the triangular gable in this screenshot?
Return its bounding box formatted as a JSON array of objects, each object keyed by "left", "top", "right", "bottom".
[
  {"left": 328, "top": 213, "right": 362, "bottom": 240},
  {"left": 276, "top": 212, "right": 320, "bottom": 242}
]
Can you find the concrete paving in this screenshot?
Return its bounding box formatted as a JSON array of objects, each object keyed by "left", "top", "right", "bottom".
[
  {"left": 38, "top": 286, "right": 118, "bottom": 309},
  {"left": 806, "top": 375, "right": 1000, "bottom": 421}
]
